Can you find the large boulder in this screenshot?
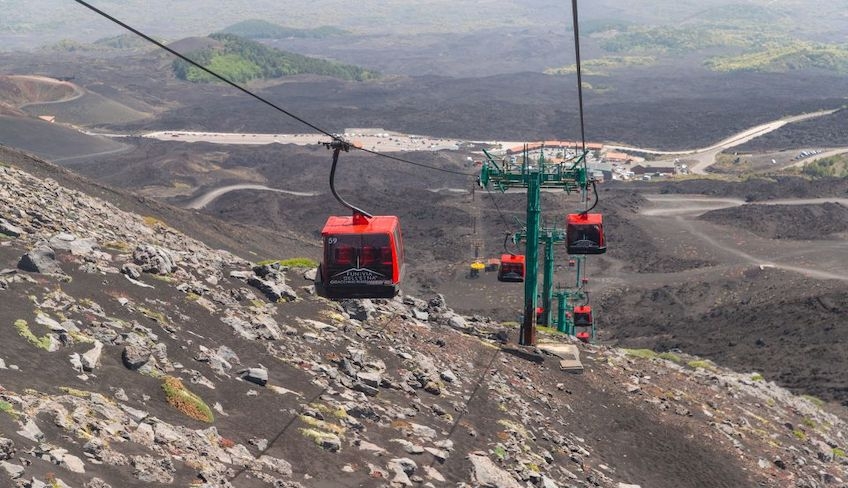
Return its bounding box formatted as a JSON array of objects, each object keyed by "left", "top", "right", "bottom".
[
  {"left": 18, "top": 245, "right": 63, "bottom": 275},
  {"left": 49, "top": 232, "right": 98, "bottom": 255},
  {"left": 132, "top": 244, "right": 176, "bottom": 275},
  {"left": 0, "top": 437, "right": 14, "bottom": 461},
  {"left": 247, "top": 276, "right": 297, "bottom": 303},
  {"left": 122, "top": 344, "right": 152, "bottom": 370},
  {"left": 469, "top": 452, "right": 522, "bottom": 488}
]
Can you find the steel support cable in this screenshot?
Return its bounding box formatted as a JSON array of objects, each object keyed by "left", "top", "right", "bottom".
[
  {"left": 570, "top": 0, "right": 600, "bottom": 213},
  {"left": 73, "top": 0, "right": 476, "bottom": 178},
  {"left": 570, "top": 0, "right": 588, "bottom": 157},
  {"left": 484, "top": 184, "right": 514, "bottom": 232}
]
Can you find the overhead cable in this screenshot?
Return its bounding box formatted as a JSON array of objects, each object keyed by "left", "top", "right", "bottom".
[{"left": 73, "top": 0, "right": 475, "bottom": 177}]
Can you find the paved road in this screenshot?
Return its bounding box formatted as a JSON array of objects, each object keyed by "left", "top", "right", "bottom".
[
  {"left": 186, "top": 184, "right": 320, "bottom": 209},
  {"left": 606, "top": 109, "right": 841, "bottom": 174}
]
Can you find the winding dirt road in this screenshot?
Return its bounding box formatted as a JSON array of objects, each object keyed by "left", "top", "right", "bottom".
[
  {"left": 186, "top": 184, "right": 320, "bottom": 209},
  {"left": 639, "top": 194, "right": 848, "bottom": 282}
]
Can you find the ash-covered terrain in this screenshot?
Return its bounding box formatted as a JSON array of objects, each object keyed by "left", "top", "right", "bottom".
[{"left": 1, "top": 146, "right": 848, "bottom": 488}]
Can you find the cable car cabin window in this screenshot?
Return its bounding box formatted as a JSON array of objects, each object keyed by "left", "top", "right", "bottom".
[
  {"left": 573, "top": 313, "right": 593, "bottom": 327},
  {"left": 392, "top": 227, "right": 404, "bottom": 267},
  {"left": 324, "top": 234, "right": 393, "bottom": 283},
  {"left": 333, "top": 245, "right": 354, "bottom": 266},
  {"left": 573, "top": 306, "right": 593, "bottom": 327},
  {"left": 360, "top": 246, "right": 379, "bottom": 266},
  {"left": 566, "top": 213, "right": 606, "bottom": 255}
]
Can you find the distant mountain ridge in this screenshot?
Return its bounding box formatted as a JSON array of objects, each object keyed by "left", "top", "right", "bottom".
[{"left": 219, "top": 20, "right": 349, "bottom": 40}]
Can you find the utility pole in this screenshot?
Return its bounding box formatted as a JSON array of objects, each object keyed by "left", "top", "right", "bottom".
[{"left": 479, "top": 147, "right": 588, "bottom": 346}]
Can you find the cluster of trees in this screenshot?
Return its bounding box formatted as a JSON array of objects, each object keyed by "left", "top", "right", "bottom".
[
  {"left": 800, "top": 156, "right": 848, "bottom": 178},
  {"left": 600, "top": 26, "right": 745, "bottom": 53},
  {"left": 219, "top": 20, "right": 348, "bottom": 40},
  {"left": 545, "top": 56, "right": 655, "bottom": 76},
  {"left": 172, "top": 33, "right": 378, "bottom": 84},
  {"left": 706, "top": 43, "right": 848, "bottom": 73}
]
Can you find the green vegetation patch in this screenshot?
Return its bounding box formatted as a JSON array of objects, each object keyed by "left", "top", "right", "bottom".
[
  {"left": 797, "top": 154, "right": 848, "bottom": 178},
  {"left": 658, "top": 352, "right": 682, "bottom": 364},
  {"left": 687, "top": 360, "right": 717, "bottom": 371},
  {"left": 706, "top": 42, "right": 848, "bottom": 73},
  {"left": 0, "top": 400, "right": 19, "bottom": 419},
  {"left": 536, "top": 325, "right": 566, "bottom": 336},
  {"left": 600, "top": 26, "right": 758, "bottom": 53},
  {"left": 257, "top": 257, "right": 318, "bottom": 268},
  {"left": 802, "top": 394, "right": 825, "bottom": 408},
  {"left": 59, "top": 387, "right": 91, "bottom": 398},
  {"left": 14, "top": 319, "right": 53, "bottom": 350},
  {"left": 299, "top": 415, "right": 346, "bottom": 435},
  {"left": 162, "top": 376, "right": 214, "bottom": 423},
  {"left": 546, "top": 56, "right": 655, "bottom": 76},
  {"left": 220, "top": 19, "right": 349, "bottom": 40},
  {"left": 299, "top": 428, "right": 341, "bottom": 450},
  {"left": 750, "top": 373, "right": 764, "bottom": 382},
  {"left": 308, "top": 403, "right": 348, "bottom": 419},
  {"left": 138, "top": 307, "right": 168, "bottom": 324},
  {"left": 497, "top": 419, "right": 530, "bottom": 439},
  {"left": 624, "top": 348, "right": 658, "bottom": 360},
  {"left": 173, "top": 33, "right": 378, "bottom": 84}
]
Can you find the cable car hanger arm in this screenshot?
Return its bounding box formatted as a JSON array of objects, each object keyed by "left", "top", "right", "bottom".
[{"left": 323, "top": 139, "right": 373, "bottom": 218}]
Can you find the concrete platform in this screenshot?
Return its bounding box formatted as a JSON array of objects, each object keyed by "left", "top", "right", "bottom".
[{"left": 537, "top": 342, "right": 583, "bottom": 373}]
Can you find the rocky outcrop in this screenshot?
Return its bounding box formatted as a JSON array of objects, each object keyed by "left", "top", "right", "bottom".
[{"left": 1, "top": 161, "right": 847, "bottom": 488}]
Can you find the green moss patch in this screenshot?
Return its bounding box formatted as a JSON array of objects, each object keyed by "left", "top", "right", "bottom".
[
  {"left": 256, "top": 257, "right": 318, "bottom": 268},
  {"left": 14, "top": 319, "right": 53, "bottom": 350},
  {"left": 162, "top": 376, "right": 214, "bottom": 423}
]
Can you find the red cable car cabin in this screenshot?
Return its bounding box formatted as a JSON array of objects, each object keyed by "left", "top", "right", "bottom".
[
  {"left": 498, "top": 254, "right": 525, "bottom": 282},
  {"left": 573, "top": 305, "right": 593, "bottom": 328},
  {"left": 573, "top": 305, "right": 593, "bottom": 343},
  {"left": 317, "top": 214, "right": 404, "bottom": 299},
  {"left": 566, "top": 213, "right": 606, "bottom": 255}
]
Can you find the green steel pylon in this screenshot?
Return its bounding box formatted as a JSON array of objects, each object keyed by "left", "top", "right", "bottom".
[{"left": 480, "top": 147, "right": 589, "bottom": 346}]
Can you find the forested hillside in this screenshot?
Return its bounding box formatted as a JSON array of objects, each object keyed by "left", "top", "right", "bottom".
[{"left": 171, "top": 33, "right": 378, "bottom": 84}]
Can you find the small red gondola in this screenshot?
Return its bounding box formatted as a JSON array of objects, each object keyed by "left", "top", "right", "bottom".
[
  {"left": 316, "top": 213, "right": 404, "bottom": 299},
  {"left": 498, "top": 254, "right": 525, "bottom": 282},
  {"left": 573, "top": 305, "right": 593, "bottom": 343},
  {"left": 573, "top": 305, "right": 593, "bottom": 327},
  {"left": 566, "top": 213, "right": 606, "bottom": 255}
]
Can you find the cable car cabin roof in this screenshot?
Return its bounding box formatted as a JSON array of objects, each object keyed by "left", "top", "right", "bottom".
[
  {"left": 500, "top": 254, "right": 525, "bottom": 265},
  {"left": 567, "top": 213, "right": 603, "bottom": 225},
  {"left": 574, "top": 305, "right": 592, "bottom": 315},
  {"left": 321, "top": 215, "right": 400, "bottom": 235}
]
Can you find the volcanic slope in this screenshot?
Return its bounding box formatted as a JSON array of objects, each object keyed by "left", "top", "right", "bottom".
[{"left": 2, "top": 151, "right": 848, "bottom": 487}]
